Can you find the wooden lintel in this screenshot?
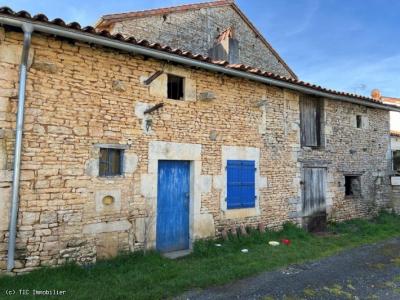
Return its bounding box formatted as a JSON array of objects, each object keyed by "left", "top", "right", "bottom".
[
  {"left": 144, "top": 103, "right": 164, "bottom": 114},
  {"left": 144, "top": 70, "right": 163, "bottom": 85}
]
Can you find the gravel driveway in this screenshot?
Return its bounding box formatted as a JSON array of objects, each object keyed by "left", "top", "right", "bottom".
[{"left": 178, "top": 237, "right": 400, "bottom": 300}]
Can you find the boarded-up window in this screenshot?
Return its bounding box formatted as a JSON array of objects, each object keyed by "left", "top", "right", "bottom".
[
  {"left": 208, "top": 27, "right": 239, "bottom": 64},
  {"left": 393, "top": 151, "right": 400, "bottom": 174},
  {"left": 226, "top": 160, "right": 256, "bottom": 209},
  {"left": 303, "top": 167, "right": 326, "bottom": 215},
  {"left": 300, "top": 96, "right": 322, "bottom": 147}
]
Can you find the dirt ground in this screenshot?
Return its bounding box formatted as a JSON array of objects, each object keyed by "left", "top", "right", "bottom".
[{"left": 178, "top": 237, "right": 400, "bottom": 300}]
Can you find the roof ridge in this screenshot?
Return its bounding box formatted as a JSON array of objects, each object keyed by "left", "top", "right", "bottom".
[{"left": 100, "top": 0, "right": 234, "bottom": 21}]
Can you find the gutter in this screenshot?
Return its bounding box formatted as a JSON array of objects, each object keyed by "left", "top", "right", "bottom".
[
  {"left": 0, "top": 15, "right": 399, "bottom": 112},
  {"left": 7, "top": 23, "right": 33, "bottom": 271}
]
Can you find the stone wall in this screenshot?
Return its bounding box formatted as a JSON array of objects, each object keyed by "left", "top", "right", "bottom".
[
  {"left": 297, "top": 100, "right": 392, "bottom": 222},
  {"left": 0, "top": 27, "right": 392, "bottom": 273},
  {"left": 105, "top": 5, "right": 294, "bottom": 78}
]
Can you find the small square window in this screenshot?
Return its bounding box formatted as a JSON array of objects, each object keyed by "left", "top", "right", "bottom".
[
  {"left": 99, "top": 148, "right": 123, "bottom": 177},
  {"left": 356, "top": 115, "right": 362, "bottom": 128},
  {"left": 167, "top": 74, "right": 184, "bottom": 100},
  {"left": 345, "top": 176, "right": 361, "bottom": 197}
]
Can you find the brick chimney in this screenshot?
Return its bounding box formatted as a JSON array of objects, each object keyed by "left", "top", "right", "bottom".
[
  {"left": 372, "top": 89, "right": 400, "bottom": 107},
  {"left": 371, "top": 89, "right": 382, "bottom": 101}
]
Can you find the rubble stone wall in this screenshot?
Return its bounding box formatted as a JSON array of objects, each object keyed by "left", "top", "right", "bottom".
[{"left": 0, "top": 28, "right": 391, "bottom": 273}]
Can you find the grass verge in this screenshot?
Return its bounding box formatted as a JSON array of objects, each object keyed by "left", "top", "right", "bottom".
[{"left": 1, "top": 212, "right": 400, "bottom": 300}]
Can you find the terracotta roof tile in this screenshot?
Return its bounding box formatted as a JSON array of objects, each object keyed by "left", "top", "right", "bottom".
[
  {"left": 391, "top": 131, "right": 400, "bottom": 137},
  {"left": 0, "top": 6, "right": 398, "bottom": 110},
  {"left": 100, "top": 0, "right": 234, "bottom": 21}
]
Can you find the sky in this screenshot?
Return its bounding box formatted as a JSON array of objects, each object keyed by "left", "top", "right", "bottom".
[{"left": 1, "top": 0, "right": 399, "bottom": 98}]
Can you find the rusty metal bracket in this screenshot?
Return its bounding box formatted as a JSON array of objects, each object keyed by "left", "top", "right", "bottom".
[
  {"left": 144, "top": 70, "right": 163, "bottom": 85},
  {"left": 144, "top": 103, "right": 164, "bottom": 114}
]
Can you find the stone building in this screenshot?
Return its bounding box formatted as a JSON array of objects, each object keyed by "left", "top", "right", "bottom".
[{"left": 0, "top": 2, "right": 399, "bottom": 273}]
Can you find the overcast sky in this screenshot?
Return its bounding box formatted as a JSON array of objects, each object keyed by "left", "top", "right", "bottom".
[{"left": 1, "top": 0, "right": 399, "bottom": 97}]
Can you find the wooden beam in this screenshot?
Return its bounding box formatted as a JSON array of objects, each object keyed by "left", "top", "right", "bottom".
[
  {"left": 144, "top": 70, "right": 163, "bottom": 85},
  {"left": 144, "top": 103, "right": 164, "bottom": 114}
]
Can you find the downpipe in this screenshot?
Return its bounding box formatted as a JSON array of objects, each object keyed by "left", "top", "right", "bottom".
[{"left": 7, "top": 23, "right": 33, "bottom": 272}]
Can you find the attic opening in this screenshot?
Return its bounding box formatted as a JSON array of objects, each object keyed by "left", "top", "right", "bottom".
[
  {"left": 300, "top": 95, "right": 323, "bottom": 148},
  {"left": 167, "top": 74, "right": 184, "bottom": 100},
  {"left": 208, "top": 27, "right": 239, "bottom": 64}
]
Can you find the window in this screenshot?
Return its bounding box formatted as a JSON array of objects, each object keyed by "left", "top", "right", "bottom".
[
  {"left": 99, "top": 148, "right": 123, "bottom": 177},
  {"left": 300, "top": 96, "right": 322, "bottom": 147},
  {"left": 226, "top": 160, "right": 256, "bottom": 209},
  {"left": 345, "top": 176, "right": 361, "bottom": 197},
  {"left": 393, "top": 150, "right": 400, "bottom": 174},
  {"left": 167, "top": 74, "right": 184, "bottom": 100},
  {"left": 356, "top": 115, "right": 362, "bottom": 128}
]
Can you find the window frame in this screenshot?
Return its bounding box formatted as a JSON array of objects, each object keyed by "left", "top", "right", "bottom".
[
  {"left": 344, "top": 175, "right": 361, "bottom": 197},
  {"left": 99, "top": 148, "right": 124, "bottom": 177},
  {"left": 393, "top": 150, "right": 400, "bottom": 174},
  {"left": 356, "top": 115, "right": 362, "bottom": 129},
  {"left": 167, "top": 74, "right": 185, "bottom": 100},
  {"left": 226, "top": 160, "right": 256, "bottom": 209}
]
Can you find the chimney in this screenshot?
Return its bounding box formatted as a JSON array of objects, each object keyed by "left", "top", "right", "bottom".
[{"left": 371, "top": 89, "right": 382, "bottom": 101}]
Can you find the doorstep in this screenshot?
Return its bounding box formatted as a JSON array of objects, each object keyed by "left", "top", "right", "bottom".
[{"left": 162, "top": 249, "right": 191, "bottom": 259}]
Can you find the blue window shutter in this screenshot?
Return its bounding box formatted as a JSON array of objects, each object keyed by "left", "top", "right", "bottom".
[{"left": 227, "top": 160, "right": 255, "bottom": 209}]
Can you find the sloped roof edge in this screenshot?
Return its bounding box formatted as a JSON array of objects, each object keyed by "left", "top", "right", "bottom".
[
  {"left": 98, "top": 0, "right": 234, "bottom": 23},
  {"left": 95, "top": 0, "right": 298, "bottom": 79}
]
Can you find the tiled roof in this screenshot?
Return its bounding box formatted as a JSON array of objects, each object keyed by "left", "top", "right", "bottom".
[
  {"left": 0, "top": 6, "right": 398, "bottom": 110},
  {"left": 391, "top": 131, "right": 400, "bottom": 137},
  {"left": 95, "top": 0, "right": 298, "bottom": 79},
  {"left": 382, "top": 97, "right": 400, "bottom": 106},
  {"left": 99, "top": 0, "right": 234, "bottom": 22}
]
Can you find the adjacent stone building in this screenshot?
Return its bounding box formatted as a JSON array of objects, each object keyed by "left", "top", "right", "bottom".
[
  {"left": 391, "top": 132, "right": 400, "bottom": 212},
  {"left": 0, "top": 2, "right": 399, "bottom": 273},
  {"left": 371, "top": 90, "right": 400, "bottom": 212},
  {"left": 95, "top": 0, "right": 296, "bottom": 79}
]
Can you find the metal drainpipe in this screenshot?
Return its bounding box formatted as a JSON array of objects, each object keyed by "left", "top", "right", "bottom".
[{"left": 7, "top": 23, "right": 34, "bottom": 272}]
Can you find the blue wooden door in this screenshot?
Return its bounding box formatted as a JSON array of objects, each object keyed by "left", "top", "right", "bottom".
[{"left": 157, "top": 160, "right": 190, "bottom": 252}]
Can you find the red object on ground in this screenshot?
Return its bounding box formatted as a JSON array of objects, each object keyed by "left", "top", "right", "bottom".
[{"left": 281, "top": 239, "right": 291, "bottom": 246}]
